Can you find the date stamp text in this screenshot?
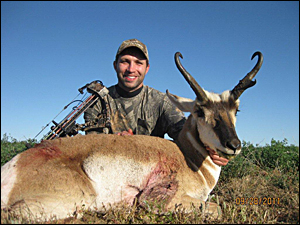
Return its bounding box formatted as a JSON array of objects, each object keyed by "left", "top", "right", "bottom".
[{"left": 235, "top": 197, "right": 280, "bottom": 206}]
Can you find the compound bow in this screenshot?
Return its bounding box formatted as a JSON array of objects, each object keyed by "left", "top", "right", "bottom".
[{"left": 34, "top": 80, "right": 111, "bottom": 142}]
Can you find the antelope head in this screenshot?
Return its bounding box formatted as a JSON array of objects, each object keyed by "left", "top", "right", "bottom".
[{"left": 167, "top": 51, "right": 263, "bottom": 161}]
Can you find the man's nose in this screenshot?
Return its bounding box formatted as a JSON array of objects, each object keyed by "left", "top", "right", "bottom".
[{"left": 127, "top": 62, "right": 136, "bottom": 72}]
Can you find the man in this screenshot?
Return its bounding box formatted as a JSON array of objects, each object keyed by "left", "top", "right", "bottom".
[{"left": 84, "top": 39, "right": 186, "bottom": 140}]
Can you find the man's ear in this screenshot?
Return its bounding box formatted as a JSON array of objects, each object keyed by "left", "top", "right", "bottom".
[
  {"left": 145, "top": 63, "right": 150, "bottom": 75},
  {"left": 113, "top": 61, "right": 117, "bottom": 72}
]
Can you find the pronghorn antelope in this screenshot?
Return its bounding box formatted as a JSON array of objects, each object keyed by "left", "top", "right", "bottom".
[{"left": 1, "top": 51, "right": 263, "bottom": 220}]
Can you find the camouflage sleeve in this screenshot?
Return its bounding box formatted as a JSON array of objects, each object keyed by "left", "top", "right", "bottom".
[
  {"left": 83, "top": 100, "right": 103, "bottom": 134},
  {"left": 161, "top": 95, "right": 186, "bottom": 140}
]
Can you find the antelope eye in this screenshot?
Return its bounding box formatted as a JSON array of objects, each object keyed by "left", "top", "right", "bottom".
[
  {"left": 214, "top": 119, "right": 220, "bottom": 128},
  {"left": 235, "top": 109, "right": 240, "bottom": 116},
  {"left": 195, "top": 109, "right": 205, "bottom": 117}
]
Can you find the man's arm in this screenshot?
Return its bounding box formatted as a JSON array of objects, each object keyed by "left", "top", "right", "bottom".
[
  {"left": 160, "top": 95, "right": 187, "bottom": 140},
  {"left": 83, "top": 100, "right": 103, "bottom": 134}
]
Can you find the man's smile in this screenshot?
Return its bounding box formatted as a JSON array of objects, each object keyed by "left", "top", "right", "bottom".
[{"left": 124, "top": 75, "right": 138, "bottom": 82}]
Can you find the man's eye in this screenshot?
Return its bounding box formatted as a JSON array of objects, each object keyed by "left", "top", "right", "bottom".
[{"left": 120, "top": 60, "right": 128, "bottom": 64}]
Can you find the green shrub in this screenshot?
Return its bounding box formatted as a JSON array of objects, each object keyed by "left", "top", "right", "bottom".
[
  {"left": 243, "top": 138, "right": 299, "bottom": 173},
  {"left": 220, "top": 138, "right": 299, "bottom": 184},
  {"left": 1, "top": 133, "right": 36, "bottom": 166}
]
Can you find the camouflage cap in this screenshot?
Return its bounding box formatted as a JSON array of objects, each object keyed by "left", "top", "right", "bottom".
[{"left": 116, "top": 39, "right": 149, "bottom": 62}]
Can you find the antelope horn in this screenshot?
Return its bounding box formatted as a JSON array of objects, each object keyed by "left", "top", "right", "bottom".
[
  {"left": 175, "top": 52, "right": 208, "bottom": 103},
  {"left": 231, "top": 51, "right": 263, "bottom": 100}
]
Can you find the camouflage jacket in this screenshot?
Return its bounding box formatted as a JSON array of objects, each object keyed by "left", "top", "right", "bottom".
[{"left": 83, "top": 85, "right": 186, "bottom": 140}]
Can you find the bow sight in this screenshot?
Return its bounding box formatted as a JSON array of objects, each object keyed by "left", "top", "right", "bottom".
[{"left": 34, "top": 80, "right": 111, "bottom": 142}]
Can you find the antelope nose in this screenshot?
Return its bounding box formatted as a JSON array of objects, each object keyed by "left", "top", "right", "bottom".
[{"left": 226, "top": 139, "right": 241, "bottom": 153}]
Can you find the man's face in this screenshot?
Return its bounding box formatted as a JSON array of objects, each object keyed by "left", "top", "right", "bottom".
[{"left": 114, "top": 47, "right": 150, "bottom": 92}]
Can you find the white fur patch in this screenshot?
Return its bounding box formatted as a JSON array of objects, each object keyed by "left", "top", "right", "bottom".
[
  {"left": 205, "top": 89, "right": 240, "bottom": 106},
  {"left": 204, "top": 89, "right": 221, "bottom": 102},
  {"left": 1, "top": 154, "right": 20, "bottom": 208},
  {"left": 220, "top": 90, "right": 232, "bottom": 102},
  {"left": 82, "top": 154, "right": 154, "bottom": 208}
]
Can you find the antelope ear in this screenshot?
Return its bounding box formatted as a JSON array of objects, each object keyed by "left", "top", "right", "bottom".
[{"left": 166, "top": 89, "right": 195, "bottom": 112}]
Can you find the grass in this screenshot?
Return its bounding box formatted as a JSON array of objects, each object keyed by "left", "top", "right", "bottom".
[{"left": 1, "top": 135, "right": 299, "bottom": 224}]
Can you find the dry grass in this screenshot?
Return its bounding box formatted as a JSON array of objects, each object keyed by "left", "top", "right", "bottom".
[{"left": 213, "top": 170, "right": 299, "bottom": 224}]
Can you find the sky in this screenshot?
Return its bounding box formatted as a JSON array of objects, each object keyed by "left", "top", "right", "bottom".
[{"left": 1, "top": 1, "right": 299, "bottom": 146}]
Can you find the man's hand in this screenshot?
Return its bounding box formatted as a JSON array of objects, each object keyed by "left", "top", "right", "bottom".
[
  {"left": 116, "top": 129, "right": 134, "bottom": 136},
  {"left": 206, "top": 147, "right": 229, "bottom": 166}
]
